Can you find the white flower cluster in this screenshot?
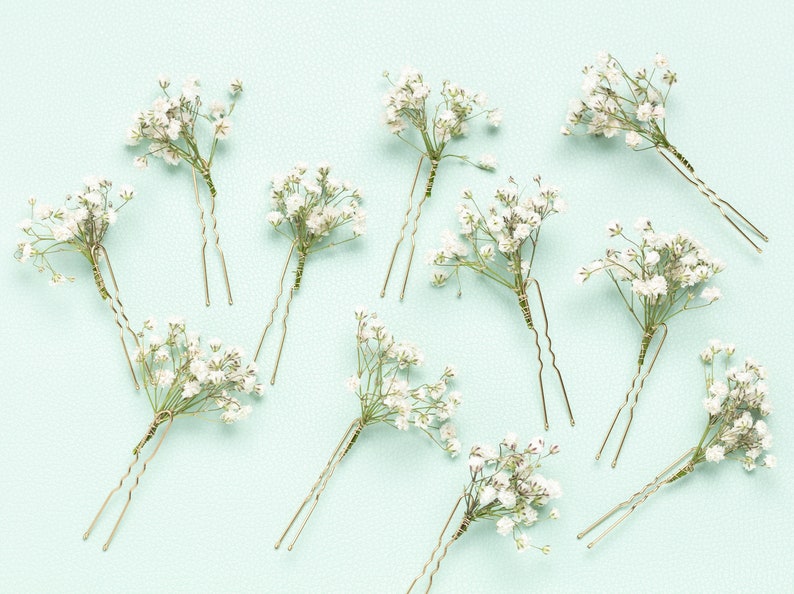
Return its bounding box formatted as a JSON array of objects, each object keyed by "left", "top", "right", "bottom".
[
  {"left": 575, "top": 217, "right": 724, "bottom": 319},
  {"left": 382, "top": 66, "right": 501, "bottom": 164},
  {"left": 135, "top": 317, "right": 264, "bottom": 425},
  {"left": 267, "top": 161, "right": 366, "bottom": 243},
  {"left": 126, "top": 75, "right": 242, "bottom": 171},
  {"left": 562, "top": 51, "right": 677, "bottom": 149},
  {"left": 15, "top": 177, "right": 135, "bottom": 288},
  {"left": 429, "top": 178, "right": 566, "bottom": 288},
  {"left": 465, "top": 434, "right": 561, "bottom": 553},
  {"left": 699, "top": 342, "right": 774, "bottom": 471},
  {"left": 350, "top": 309, "right": 461, "bottom": 456}
]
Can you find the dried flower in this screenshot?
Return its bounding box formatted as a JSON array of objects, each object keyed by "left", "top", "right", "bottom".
[
  {"left": 429, "top": 177, "right": 574, "bottom": 429},
  {"left": 254, "top": 162, "right": 366, "bottom": 384},
  {"left": 408, "top": 436, "right": 561, "bottom": 591},
  {"left": 275, "top": 310, "right": 461, "bottom": 551},
  {"left": 15, "top": 177, "right": 142, "bottom": 387},
  {"left": 579, "top": 342, "right": 773, "bottom": 548},
  {"left": 127, "top": 75, "right": 244, "bottom": 305},
  {"left": 83, "top": 319, "right": 262, "bottom": 550},
  {"left": 576, "top": 218, "right": 725, "bottom": 466},
  {"left": 380, "top": 66, "right": 502, "bottom": 299},
  {"left": 563, "top": 52, "right": 767, "bottom": 252}
]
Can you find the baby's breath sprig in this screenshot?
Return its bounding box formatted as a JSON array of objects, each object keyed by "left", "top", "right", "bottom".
[
  {"left": 380, "top": 66, "right": 502, "bottom": 299},
  {"left": 429, "top": 176, "right": 574, "bottom": 429},
  {"left": 408, "top": 435, "right": 561, "bottom": 593},
  {"left": 14, "top": 176, "right": 142, "bottom": 387},
  {"left": 83, "top": 316, "right": 263, "bottom": 551},
  {"left": 254, "top": 162, "right": 366, "bottom": 384},
  {"left": 127, "top": 75, "right": 244, "bottom": 305},
  {"left": 579, "top": 341, "right": 774, "bottom": 548},
  {"left": 275, "top": 309, "right": 461, "bottom": 552},
  {"left": 576, "top": 218, "right": 725, "bottom": 466},
  {"left": 563, "top": 52, "right": 767, "bottom": 252}
]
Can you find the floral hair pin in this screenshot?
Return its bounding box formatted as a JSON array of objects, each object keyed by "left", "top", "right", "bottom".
[
  {"left": 380, "top": 66, "right": 502, "bottom": 299},
  {"left": 83, "top": 317, "right": 263, "bottom": 550},
  {"left": 429, "top": 176, "right": 574, "bottom": 429},
  {"left": 15, "top": 177, "right": 142, "bottom": 387},
  {"left": 127, "top": 75, "right": 243, "bottom": 305},
  {"left": 407, "top": 435, "right": 561, "bottom": 593},
  {"left": 563, "top": 52, "right": 767, "bottom": 252},
  {"left": 254, "top": 162, "right": 366, "bottom": 384},
  {"left": 575, "top": 218, "right": 724, "bottom": 466},
  {"left": 275, "top": 309, "right": 460, "bottom": 551},
  {"left": 579, "top": 341, "right": 774, "bottom": 548}
]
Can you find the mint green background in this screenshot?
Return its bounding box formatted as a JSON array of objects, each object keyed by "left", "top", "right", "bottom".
[{"left": 1, "top": 2, "right": 792, "bottom": 592}]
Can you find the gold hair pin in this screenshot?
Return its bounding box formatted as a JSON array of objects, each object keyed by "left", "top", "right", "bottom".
[
  {"left": 275, "top": 309, "right": 461, "bottom": 551},
  {"left": 380, "top": 66, "right": 502, "bottom": 299},
  {"left": 576, "top": 218, "right": 725, "bottom": 466},
  {"left": 408, "top": 435, "right": 561, "bottom": 593},
  {"left": 429, "top": 175, "right": 574, "bottom": 429},
  {"left": 126, "top": 75, "right": 244, "bottom": 305},
  {"left": 15, "top": 177, "right": 141, "bottom": 388},
  {"left": 579, "top": 341, "right": 774, "bottom": 548},
  {"left": 83, "top": 318, "right": 263, "bottom": 550},
  {"left": 254, "top": 162, "right": 365, "bottom": 384},
  {"left": 563, "top": 52, "right": 767, "bottom": 252}
]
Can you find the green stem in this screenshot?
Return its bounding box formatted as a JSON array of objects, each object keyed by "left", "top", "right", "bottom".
[
  {"left": 637, "top": 327, "right": 656, "bottom": 366},
  {"left": 517, "top": 286, "right": 533, "bottom": 329},
  {"left": 294, "top": 252, "right": 307, "bottom": 290},
  {"left": 88, "top": 250, "right": 110, "bottom": 300}
]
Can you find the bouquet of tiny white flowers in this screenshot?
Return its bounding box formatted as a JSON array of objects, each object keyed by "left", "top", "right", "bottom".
[
  {"left": 276, "top": 309, "right": 461, "bottom": 552},
  {"left": 380, "top": 66, "right": 502, "bottom": 299},
  {"left": 15, "top": 176, "right": 142, "bottom": 387},
  {"left": 83, "top": 317, "right": 263, "bottom": 550},
  {"left": 579, "top": 341, "right": 774, "bottom": 548},
  {"left": 563, "top": 52, "right": 767, "bottom": 252},
  {"left": 576, "top": 218, "right": 725, "bottom": 466},
  {"left": 408, "top": 434, "right": 561, "bottom": 593},
  {"left": 255, "top": 162, "right": 366, "bottom": 384},
  {"left": 127, "top": 75, "right": 244, "bottom": 305},
  {"left": 429, "top": 176, "right": 574, "bottom": 429}
]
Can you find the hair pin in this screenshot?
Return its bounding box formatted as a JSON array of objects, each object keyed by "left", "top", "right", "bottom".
[
  {"left": 275, "top": 309, "right": 461, "bottom": 551},
  {"left": 254, "top": 162, "right": 366, "bottom": 384},
  {"left": 380, "top": 67, "right": 502, "bottom": 299},
  {"left": 576, "top": 218, "right": 724, "bottom": 466},
  {"left": 127, "top": 75, "right": 243, "bottom": 305},
  {"left": 579, "top": 341, "right": 774, "bottom": 548},
  {"left": 429, "top": 175, "right": 574, "bottom": 429},
  {"left": 15, "top": 177, "right": 141, "bottom": 388},
  {"left": 563, "top": 52, "right": 767, "bottom": 252},
  {"left": 83, "top": 318, "right": 263, "bottom": 549},
  {"left": 408, "top": 435, "right": 561, "bottom": 592}
]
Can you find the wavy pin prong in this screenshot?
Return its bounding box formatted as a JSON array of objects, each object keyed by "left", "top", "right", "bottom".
[
  {"left": 518, "top": 278, "right": 574, "bottom": 430},
  {"left": 399, "top": 160, "right": 439, "bottom": 300},
  {"left": 90, "top": 243, "right": 140, "bottom": 390},
  {"left": 191, "top": 167, "right": 211, "bottom": 306},
  {"left": 656, "top": 145, "right": 768, "bottom": 253},
  {"left": 254, "top": 242, "right": 294, "bottom": 362},
  {"left": 578, "top": 447, "right": 695, "bottom": 548},
  {"left": 84, "top": 411, "right": 173, "bottom": 550},
  {"left": 381, "top": 155, "right": 425, "bottom": 298},
  {"left": 525, "top": 278, "right": 574, "bottom": 427},
  {"left": 610, "top": 324, "right": 668, "bottom": 467},
  {"left": 406, "top": 493, "right": 466, "bottom": 594},
  {"left": 596, "top": 324, "right": 667, "bottom": 466},
  {"left": 275, "top": 419, "right": 362, "bottom": 551}
]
